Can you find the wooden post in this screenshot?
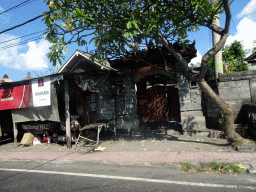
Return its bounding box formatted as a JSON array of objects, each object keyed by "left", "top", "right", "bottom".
[
  {"left": 0, "top": 124, "right": 2, "bottom": 137},
  {"left": 96, "top": 125, "right": 103, "bottom": 146},
  {"left": 65, "top": 79, "right": 71, "bottom": 149},
  {"left": 13, "top": 123, "right": 18, "bottom": 145}
]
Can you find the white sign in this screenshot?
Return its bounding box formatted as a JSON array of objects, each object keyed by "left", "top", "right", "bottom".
[{"left": 32, "top": 77, "right": 51, "bottom": 107}]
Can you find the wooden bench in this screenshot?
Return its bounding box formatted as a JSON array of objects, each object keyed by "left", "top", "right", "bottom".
[{"left": 75, "top": 120, "right": 113, "bottom": 148}]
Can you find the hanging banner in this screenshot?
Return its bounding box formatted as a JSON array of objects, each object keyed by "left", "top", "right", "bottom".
[
  {"left": 0, "top": 84, "right": 32, "bottom": 110},
  {"left": 32, "top": 77, "right": 51, "bottom": 107}
]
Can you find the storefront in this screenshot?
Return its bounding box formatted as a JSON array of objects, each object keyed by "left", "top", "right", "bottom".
[
  {"left": 0, "top": 75, "right": 63, "bottom": 145},
  {"left": 0, "top": 71, "right": 116, "bottom": 148}
]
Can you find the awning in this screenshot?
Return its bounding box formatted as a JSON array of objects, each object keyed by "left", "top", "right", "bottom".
[
  {"left": 0, "top": 84, "right": 32, "bottom": 110},
  {"left": 11, "top": 83, "right": 60, "bottom": 123},
  {"left": 0, "top": 76, "right": 53, "bottom": 110}
]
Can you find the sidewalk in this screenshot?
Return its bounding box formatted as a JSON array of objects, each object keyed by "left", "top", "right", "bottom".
[
  {"left": 1, "top": 132, "right": 256, "bottom": 168},
  {"left": 0, "top": 150, "right": 256, "bottom": 168}
]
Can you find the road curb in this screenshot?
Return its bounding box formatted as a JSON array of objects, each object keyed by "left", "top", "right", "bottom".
[
  {"left": 236, "top": 145, "right": 256, "bottom": 152},
  {"left": 248, "top": 167, "right": 256, "bottom": 174}
]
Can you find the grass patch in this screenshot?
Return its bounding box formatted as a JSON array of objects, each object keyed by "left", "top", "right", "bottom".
[
  {"left": 178, "top": 162, "right": 197, "bottom": 172},
  {"left": 232, "top": 139, "right": 256, "bottom": 147},
  {"left": 178, "top": 161, "right": 246, "bottom": 174}
]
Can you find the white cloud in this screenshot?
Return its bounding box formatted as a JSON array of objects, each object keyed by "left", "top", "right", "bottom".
[
  {"left": 0, "top": 7, "right": 11, "bottom": 24},
  {"left": 225, "top": 17, "right": 256, "bottom": 50},
  {"left": 237, "top": 0, "right": 256, "bottom": 21},
  {"left": 189, "top": 51, "right": 202, "bottom": 66},
  {"left": 0, "top": 34, "right": 52, "bottom": 70}
]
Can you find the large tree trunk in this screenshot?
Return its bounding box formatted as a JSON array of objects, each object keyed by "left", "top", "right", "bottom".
[{"left": 197, "top": 80, "right": 242, "bottom": 142}]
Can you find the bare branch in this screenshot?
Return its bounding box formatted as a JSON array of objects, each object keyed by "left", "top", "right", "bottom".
[
  {"left": 156, "top": 34, "right": 190, "bottom": 73},
  {"left": 199, "top": 0, "right": 231, "bottom": 80},
  {"left": 197, "top": 20, "right": 224, "bottom": 35},
  {"left": 157, "top": 44, "right": 168, "bottom": 70}
]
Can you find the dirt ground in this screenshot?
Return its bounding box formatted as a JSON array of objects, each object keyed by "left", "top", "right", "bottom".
[{"left": 0, "top": 129, "right": 237, "bottom": 153}]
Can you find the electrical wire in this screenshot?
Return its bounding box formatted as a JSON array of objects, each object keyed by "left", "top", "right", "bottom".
[
  {"left": 0, "top": 1, "right": 47, "bottom": 51},
  {"left": 0, "top": 30, "right": 46, "bottom": 45},
  {"left": 0, "top": 15, "right": 43, "bottom": 35},
  {"left": 0, "top": 36, "right": 45, "bottom": 50},
  {"left": 0, "top": 0, "right": 37, "bottom": 16}
]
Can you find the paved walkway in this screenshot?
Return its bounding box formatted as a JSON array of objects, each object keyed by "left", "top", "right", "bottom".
[
  {"left": 1, "top": 131, "right": 256, "bottom": 168},
  {"left": 0, "top": 150, "right": 256, "bottom": 168}
]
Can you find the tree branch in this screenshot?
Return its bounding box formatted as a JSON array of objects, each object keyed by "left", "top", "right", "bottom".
[
  {"left": 197, "top": 20, "right": 224, "bottom": 35},
  {"left": 156, "top": 34, "right": 190, "bottom": 73},
  {"left": 199, "top": 0, "right": 231, "bottom": 81}
]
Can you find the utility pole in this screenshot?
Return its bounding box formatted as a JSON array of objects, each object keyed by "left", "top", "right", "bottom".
[{"left": 212, "top": 0, "right": 223, "bottom": 78}]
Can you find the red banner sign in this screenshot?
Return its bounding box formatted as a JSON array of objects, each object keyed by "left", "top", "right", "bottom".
[{"left": 0, "top": 84, "right": 33, "bottom": 110}]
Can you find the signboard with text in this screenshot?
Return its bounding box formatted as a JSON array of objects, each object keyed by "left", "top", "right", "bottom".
[{"left": 32, "top": 77, "right": 51, "bottom": 107}]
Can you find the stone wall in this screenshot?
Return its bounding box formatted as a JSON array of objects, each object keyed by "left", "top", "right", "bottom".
[
  {"left": 97, "top": 78, "right": 116, "bottom": 122},
  {"left": 218, "top": 79, "right": 251, "bottom": 120},
  {"left": 217, "top": 71, "right": 256, "bottom": 123},
  {"left": 202, "top": 82, "right": 222, "bottom": 130},
  {"left": 97, "top": 70, "right": 139, "bottom": 132},
  {"left": 176, "top": 74, "right": 207, "bottom": 134},
  {"left": 201, "top": 71, "right": 256, "bottom": 129},
  {"left": 115, "top": 70, "right": 139, "bottom": 131}
]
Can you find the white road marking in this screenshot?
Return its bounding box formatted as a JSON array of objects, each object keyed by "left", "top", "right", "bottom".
[{"left": 0, "top": 168, "right": 255, "bottom": 190}]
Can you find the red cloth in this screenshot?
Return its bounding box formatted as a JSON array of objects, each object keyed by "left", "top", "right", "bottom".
[
  {"left": 0, "top": 84, "right": 33, "bottom": 110},
  {"left": 42, "top": 137, "right": 48, "bottom": 143}
]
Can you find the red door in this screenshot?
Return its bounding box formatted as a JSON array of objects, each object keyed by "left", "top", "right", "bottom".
[{"left": 137, "top": 86, "right": 180, "bottom": 122}]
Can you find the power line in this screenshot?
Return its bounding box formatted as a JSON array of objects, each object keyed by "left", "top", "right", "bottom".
[
  {"left": 0, "top": 15, "right": 43, "bottom": 35},
  {"left": 0, "top": 30, "right": 46, "bottom": 45},
  {"left": 0, "top": 36, "right": 45, "bottom": 50},
  {"left": 0, "top": 35, "right": 44, "bottom": 50},
  {"left": 0, "top": 0, "right": 37, "bottom": 16}
]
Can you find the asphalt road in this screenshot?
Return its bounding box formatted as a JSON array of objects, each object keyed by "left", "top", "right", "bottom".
[{"left": 0, "top": 160, "right": 256, "bottom": 192}]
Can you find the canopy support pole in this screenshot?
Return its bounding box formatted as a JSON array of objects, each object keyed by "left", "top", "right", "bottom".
[
  {"left": 65, "top": 79, "right": 71, "bottom": 149},
  {"left": 13, "top": 123, "right": 18, "bottom": 145}
]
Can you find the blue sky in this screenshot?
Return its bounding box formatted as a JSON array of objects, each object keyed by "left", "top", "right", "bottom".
[{"left": 0, "top": 0, "right": 255, "bottom": 82}]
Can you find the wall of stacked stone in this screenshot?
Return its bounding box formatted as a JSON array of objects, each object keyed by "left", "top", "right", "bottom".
[
  {"left": 201, "top": 71, "right": 256, "bottom": 129},
  {"left": 201, "top": 82, "right": 222, "bottom": 130},
  {"left": 218, "top": 79, "right": 251, "bottom": 121},
  {"left": 217, "top": 71, "right": 256, "bottom": 123},
  {"left": 177, "top": 74, "right": 202, "bottom": 112},
  {"left": 97, "top": 70, "right": 139, "bottom": 132},
  {"left": 97, "top": 79, "right": 116, "bottom": 123},
  {"left": 116, "top": 70, "right": 139, "bottom": 132},
  {"left": 176, "top": 74, "right": 207, "bottom": 132}
]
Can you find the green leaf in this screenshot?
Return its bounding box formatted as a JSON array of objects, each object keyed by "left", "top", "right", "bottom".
[
  {"left": 132, "top": 20, "right": 138, "bottom": 29},
  {"left": 75, "top": 8, "right": 82, "bottom": 16},
  {"left": 63, "top": 44, "right": 68, "bottom": 53},
  {"left": 124, "top": 32, "right": 130, "bottom": 38},
  {"left": 127, "top": 21, "right": 132, "bottom": 29},
  {"left": 81, "top": 40, "right": 87, "bottom": 45},
  {"left": 50, "top": 44, "right": 58, "bottom": 51}
]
